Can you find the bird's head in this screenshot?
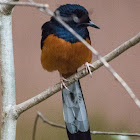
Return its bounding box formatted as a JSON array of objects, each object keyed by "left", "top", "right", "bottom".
[{"left": 51, "top": 4, "right": 100, "bottom": 29}]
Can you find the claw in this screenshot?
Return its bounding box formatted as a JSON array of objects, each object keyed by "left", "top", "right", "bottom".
[
  {"left": 60, "top": 77, "right": 70, "bottom": 91},
  {"left": 85, "top": 62, "right": 95, "bottom": 77}
]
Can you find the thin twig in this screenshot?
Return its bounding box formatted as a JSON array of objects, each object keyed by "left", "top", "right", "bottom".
[
  {"left": 0, "top": 1, "right": 49, "bottom": 9},
  {"left": 37, "top": 112, "right": 65, "bottom": 129},
  {"left": 35, "top": 111, "right": 140, "bottom": 137},
  {"left": 32, "top": 112, "right": 65, "bottom": 140},
  {"left": 32, "top": 113, "right": 39, "bottom": 140},
  {"left": 90, "top": 131, "right": 140, "bottom": 137}
]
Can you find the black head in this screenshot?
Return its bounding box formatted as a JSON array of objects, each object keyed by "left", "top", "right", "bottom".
[{"left": 51, "top": 4, "right": 100, "bottom": 29}]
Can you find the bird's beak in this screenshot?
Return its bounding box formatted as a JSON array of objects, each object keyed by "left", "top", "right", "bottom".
[{"left": 86, "top": 21, "right": 100, "bottom": 29}]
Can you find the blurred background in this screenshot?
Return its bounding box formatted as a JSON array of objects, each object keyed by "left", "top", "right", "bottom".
[{"left": 0, "top": 0, "right": 140, "bottom": 139}]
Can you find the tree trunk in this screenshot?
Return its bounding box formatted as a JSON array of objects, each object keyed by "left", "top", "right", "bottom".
[{"left": 0, "top": 3, "right": 17, "bottom": 139}]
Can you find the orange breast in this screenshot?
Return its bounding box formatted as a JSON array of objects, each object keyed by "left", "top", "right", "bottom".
[{"left": 41, "top": 34, "right": 92, "bottom": 77}]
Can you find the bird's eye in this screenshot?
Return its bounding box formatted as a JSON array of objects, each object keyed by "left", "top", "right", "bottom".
[
  {"left": 72, "top": 10, "right": 89, "bottom": 24},
  {"left": 72, "top": 14, "right": 80, "bottom": 23},
  {"left": 71, "top": 10, "right": 85, "bottom": 23}
]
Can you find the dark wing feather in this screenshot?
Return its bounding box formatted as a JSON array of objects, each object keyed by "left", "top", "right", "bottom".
[{"left": 41, "top": 21, "right": 53, "bottom": 49}]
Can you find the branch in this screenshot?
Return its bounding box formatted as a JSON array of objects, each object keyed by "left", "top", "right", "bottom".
[
  {"left": 0, "top": 0, "right": 19, "bottom": 15},
  {"left": 32, "top": 112, "right": 65, "bottom": 140},
  {"left": 15, "top": 32, "right": 140, "bottom": 117},
  {"left": 1, "top": 1, "right": 140, "bottom": 114},
  {"left": 37, "top": 112, "right": 65, "bottom": 129},
  {"left": 0, "top": 1, "right": 49, "bottom": 10},
  {"left": 90, "top": 131, "right": 140, "bottom": 137},
  {"left": 47, "top": 12, "right": 140, "bottom": 109},
  {"left": 0, "top": 4, "right": 17, "bottom": 140},
  {"left": 33, "top": 112, "right": 140, "bottom": 138}
]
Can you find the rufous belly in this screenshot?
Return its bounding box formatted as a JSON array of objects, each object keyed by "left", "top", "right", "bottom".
[{"left": 41, "top": 34, "right": 92, "bottom": 77}]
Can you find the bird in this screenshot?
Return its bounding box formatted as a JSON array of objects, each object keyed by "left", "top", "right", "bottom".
[{"left": 40, "top": 4, "right": 99, "bottom": 140}]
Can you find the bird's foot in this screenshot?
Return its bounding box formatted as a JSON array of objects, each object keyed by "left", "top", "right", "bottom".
[
  {"left": 60, "top": 77, "right": 70, "bottom": 91},
  {"left": 85, "top": 62, "right": 95, "bottom": 77}
]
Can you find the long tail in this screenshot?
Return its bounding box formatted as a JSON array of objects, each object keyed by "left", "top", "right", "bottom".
[{"left": 62, "top": 80, "right": 91, "bottom": 140}]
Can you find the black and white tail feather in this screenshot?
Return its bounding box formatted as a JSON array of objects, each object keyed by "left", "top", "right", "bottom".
[{"left": 62, "top": 80, "right": 91, "bottom": 140}]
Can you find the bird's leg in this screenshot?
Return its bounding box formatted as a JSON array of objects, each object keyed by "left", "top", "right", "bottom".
[
  {"left": 60, "top": 74, "right": 70, "bottom": 91},
  {"left": 85, "top": 62, "right": 95, "bottom": 77}
]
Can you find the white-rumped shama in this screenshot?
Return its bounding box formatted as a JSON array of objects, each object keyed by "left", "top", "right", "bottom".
[{"left": 41, "top": 4, "right": 99, "bottom": 140}]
